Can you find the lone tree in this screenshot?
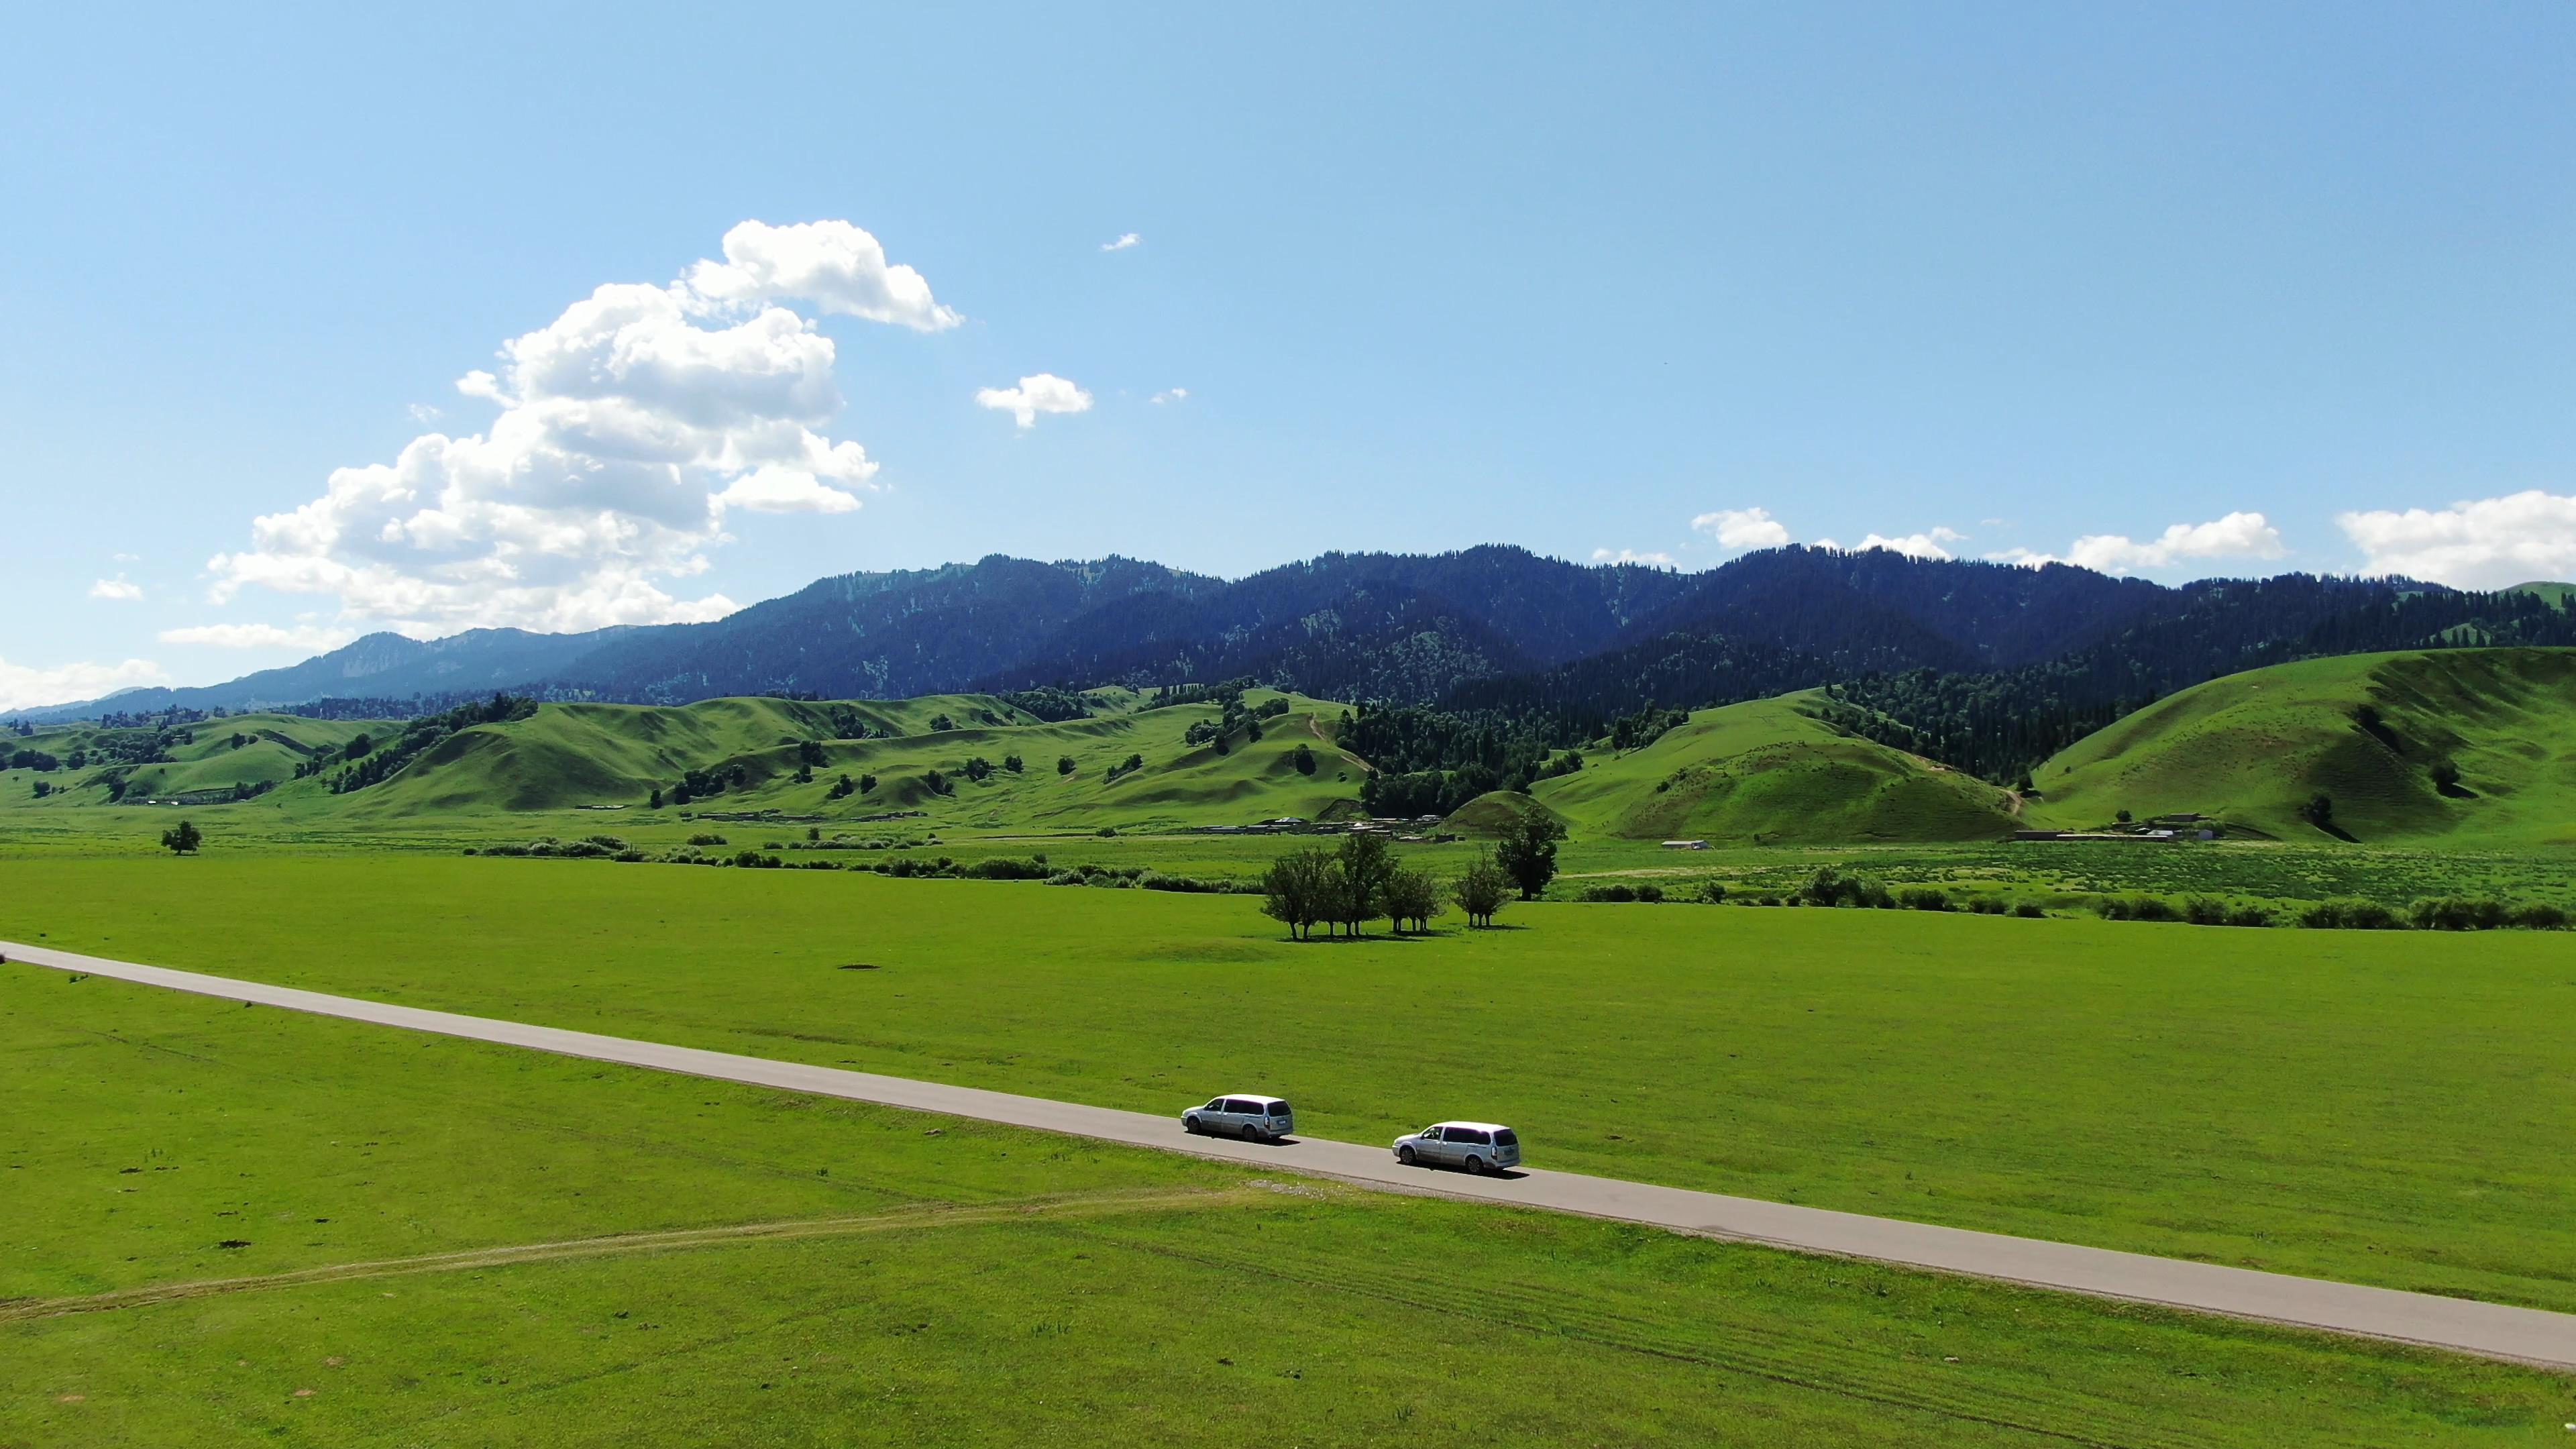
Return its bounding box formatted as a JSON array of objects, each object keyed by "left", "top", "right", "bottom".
[
  {"left": 649, "top": 787, "right": 663, "bottom": 808},
  {"left": 1452, "top": 849, "right": 1509, "bottom": 927},
  {"left": 160, "top": 820, "right": 203, "bottom": 855},
  {"left": 1291, "top": 743, "right": 1318, "bottom": 775},
  {"left": 1336, "top": 832, "right": 1397, "bottom": 934},
  {"left": 1057, "top": 755, "right": 1076, "bottom": 775},
  {"left": 1383, "top": 865, "right": 1445, "bottom": 934},
  {"left": 1495, "top": 808, "right": 1564, "bottom": 900},
  {"left": 2298, "top": 794, "right": 2336, "bottom": 830}
]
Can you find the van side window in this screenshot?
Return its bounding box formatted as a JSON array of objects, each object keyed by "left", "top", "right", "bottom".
[
  {"left": 1206, "top": 1099, "right": 1228, "bottom": 1110},
  {"left": 1227, "top": 1099, "right": 1258, "bottom": 1114},
  {"left": 1459, "top": 1129, "right": 1491, "bottom": 1145}
]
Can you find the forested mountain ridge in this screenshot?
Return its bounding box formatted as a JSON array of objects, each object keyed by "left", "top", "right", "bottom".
[{"left": 21, "top": 547, "right": 2573, "bottom": 792}]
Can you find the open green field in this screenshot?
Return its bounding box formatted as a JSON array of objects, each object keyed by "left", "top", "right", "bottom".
[
  {"left": 9, "top": 948, "right": 2576, "bottom": 1446},
  {"left": 8, "top": 854, "right": 2576, "bottom": 1320},
  {"left": 2031, "top": 649, "right": 2576, "bottom": 846}
]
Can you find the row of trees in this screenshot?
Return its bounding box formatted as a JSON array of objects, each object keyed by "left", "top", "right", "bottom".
[{"left": 1258, "top": 810, "right": 1562, "bottom": 940}]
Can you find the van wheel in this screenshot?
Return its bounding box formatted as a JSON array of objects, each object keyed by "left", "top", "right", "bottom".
[
  {"left": 1397, "top": 1145, "right": 1417, "bottom": 1166},
  {"left": 1464, "top": 1155, "right": 1487, "bottom": 1175},
  {"left": 1183, "top": 1116, "right": 1200, "bottom": 1134},
  {"left": 1239, "top": 1124, "right": 1260, "bottom": 1142}
]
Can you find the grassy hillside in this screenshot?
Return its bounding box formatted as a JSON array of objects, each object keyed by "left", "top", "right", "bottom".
[
  {"left": 339, "top": 688, "right": 1367, "bottom": 828},
  {"left": 2030, "top": 647, "right": 2576, "bottom": 845},
  {"left": 0, "top": 712, "right": 379, "bottom": 804},
  {"left": 1517, "top": 692, "right": 2016, "bottom": 843}
]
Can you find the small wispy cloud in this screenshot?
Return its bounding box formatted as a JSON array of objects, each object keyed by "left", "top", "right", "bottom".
[
  {"left": 407, "top": 402, "right": 444, "bottom": 425},
  {"left": 89, "top": 575, "right": 143, "bottom": 601},
  {"left": 1102, "top": 232, "right": 1142, "bottom": 252},
  {"left": 158, "top": 622, "right": 356, "bottom": 651},
  {"left": 1593, "top": 547, "right": 1677, "bottom": 568},
  {"left": 975, "top": 373, "right": 1094, "bottom": 430},
  {"left": 1151, "top": 387, "right": 1189, "bottom": 405}
]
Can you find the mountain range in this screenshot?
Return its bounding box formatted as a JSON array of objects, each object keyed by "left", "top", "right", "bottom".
[{"left": 29, "top": 547, "right": 2576, "bottom": 780}]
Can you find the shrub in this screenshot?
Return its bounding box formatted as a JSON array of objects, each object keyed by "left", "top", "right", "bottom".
[
  {"left": 1967, "top": 896, "right": 2006, "bottom": 916},
  {"left": 2129, "top": 897, "right": 2182, "bottom": 923},
  {"left": 2224, "top": 904, "right": 2273, "bottom": 928},
  {"left": 1898, "top": 887, "right": 1953, "bottom": 912},
  {"left": 1045, "top": 869, "right": 1086, "bottom": 886},
  {"left": 960, "top": 857, "right": 1051, "bottom": 881},
  {"left": 1634, "top": 884, "right": 1664, "bottom": 904},
  {"left": 1694, "top": 879, "right": 1727, "bottom": 904},
  {"left": 2183, "top": 896, "right": 2230, "bottom": 926},
  {"left": 2409, "top": 896, "right": 2512, "bottom": 932},
  {"left": 687, "top": 833, "right": 729, "bottom": 847},
  {"left": 2300, "top": 898, "right": 2405, "bottom": 930},
  {"left": 613, "top": 849, "right": 648, "bottom": 863},
  {"left": 1580, "top": 883, "right": 1638, "bottom": 903},
  {"left": 2512, "top": 902, "right": 2570, "bottom": 930},
  {"left": 2012, "top": 902, "right": 2045, "bottom": 919}
]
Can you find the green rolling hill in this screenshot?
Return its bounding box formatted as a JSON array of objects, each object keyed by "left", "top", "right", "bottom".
[
  {"left": 2027, "top": 647, "right": 2576, "bottom": 845},
  {"left": 1489, "top": 692, "right": 2018, "bottom": 844}
]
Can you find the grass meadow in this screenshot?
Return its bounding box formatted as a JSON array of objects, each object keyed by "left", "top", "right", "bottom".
[
  {"left": 7, "top": 853, "right": 2575, "bottom": 1318},
  {"left": 7, "top": 961, "right": 2574, "bottom": 1446}
]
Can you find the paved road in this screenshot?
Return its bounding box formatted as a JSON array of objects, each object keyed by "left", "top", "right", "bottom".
[{"left": 11, "top": 938, "right": 2575, "bottom": 1370}]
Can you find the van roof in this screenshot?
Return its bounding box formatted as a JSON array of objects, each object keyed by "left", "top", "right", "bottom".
[
  {"left": 1226, "top": 1091, "right": 1289, "bottom": 1102},
  {"left": 1432, "top": 1120, "right": 1513, "bottom": 1132}
]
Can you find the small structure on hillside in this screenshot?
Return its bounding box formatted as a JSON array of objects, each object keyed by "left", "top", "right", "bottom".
[{"left": 1661, "top": 839, "right": 1710, "bottom": 850}]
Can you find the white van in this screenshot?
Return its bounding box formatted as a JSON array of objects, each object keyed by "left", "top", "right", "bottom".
[
  {"left": 1183, "top": 1093, "right": 1295, "bottom": 1142},
  {"left": 1392, "top": 1121, "right": 1521, "bottom": 1174}
]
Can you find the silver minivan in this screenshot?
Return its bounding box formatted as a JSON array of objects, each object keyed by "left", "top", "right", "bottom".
[
  {"left": 1183, "top": 1093, "right": 1295, "bottom": 1142},
  {"left": 1392, "top": 1121, "right": 1521, "bottom": 1174}
]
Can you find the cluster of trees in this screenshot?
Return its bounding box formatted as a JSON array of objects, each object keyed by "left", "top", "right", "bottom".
[
  {"left": 669, "top": 762, "right": 753, "bottom": 804},
  {"left": 325, "top": 694, "right": 539, "bottom": 796},
  {"left": 1257, "top": 833, "right": 1449, "bottom": 939},
  {"left": 821, "top": 772, "right": 878, "bottom": 800},
  {"left": 1105, "top": 753, "right": 1146, "bottom": 782},
  {"left": 6, "top": 749, "right": 61, "bottom": 771},
  {"left": 1258, "top": 810, "right": 1560, "bottom": 940},
  {"left": 998, "top": 687, "right": 1096, "bottom": 722}
]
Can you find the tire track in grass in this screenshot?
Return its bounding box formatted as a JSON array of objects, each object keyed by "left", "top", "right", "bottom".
[
  {"left": 0, "top": 1185, "right": 1260, "bottom": 1325},
  {"left": 1075, "top": 1226, "right": 2240, "bottom": 1449}
]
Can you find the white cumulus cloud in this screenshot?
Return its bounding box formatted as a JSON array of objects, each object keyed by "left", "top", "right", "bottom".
[
  {"left": 685, "top": 219, "right": 961, "bottom": 331},
  {"left": 1852, "top": 526, "right": 1968, "bottom": 561},
  {"left": 207, "top": 220, "right": 940, "bottom": 636},
  {"left": 1994, "top": 511, "right": 2286, "bottom": 574},
  {"left": 1690, "top": 506, "right": 1790, "bottom": 550},
  {"left": 1102, "top": 232, "right": 1142, "bottom": 252},
  {"left": 89, "top": 575, "right": 143, "bottom": 600},
  {"left": 0, "top": 656, "right": 168, "bottom": 712},
  {"left": 1592, "top": 548, "right": 1677, "bottom": 568},
  {"left": 158, "top": 623, "right": 359, "bottom": 651},
  {"left": 2337, "top": 490, "right": 2576, "bottom": 589},
  {"left": 976, "top": 373, "right": 1093, "bottom": 430}
]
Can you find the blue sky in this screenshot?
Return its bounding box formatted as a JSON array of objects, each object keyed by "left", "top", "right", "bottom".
[{"left": 5, "top": 4, "right": 2575, "bottom": 706}]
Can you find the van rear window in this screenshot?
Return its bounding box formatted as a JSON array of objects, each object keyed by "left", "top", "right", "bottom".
[
  {"left": 1494, "top": 1130, "right": 1519, "bottom": 1147},
  {"left": 1265, "top": 1101, "right": 1290, "bottom": 1115}
]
